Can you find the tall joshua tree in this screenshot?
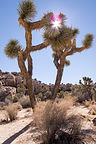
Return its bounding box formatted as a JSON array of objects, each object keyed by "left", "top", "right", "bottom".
[
  {"left": 4, "top": 0, "right": 94, "bottom": 106},
  {"left": 43, "top": 13, "right": 94, "bottom": 100},
  {"left": 4, "top": 0, "right": 51, "bottom": 109}
]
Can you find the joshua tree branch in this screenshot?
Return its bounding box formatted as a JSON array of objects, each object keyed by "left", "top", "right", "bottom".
[
  {"left": 18, "top": 51, "right": 28, "bottom": 79},
  {"left": 53, "top": 55, "right": 60, "bottom": 69},
  {"left": 23, "top": 42, "right": 49, "bottom": 60},
  {"left": 67, "top": 46, "right": 86, "bottom": 56},
  {"left": 29, "top": 20, "right": 45, "bottom": 30},
  {"left": 18, "top": 18, "right": 28, "bottom": 28},
  {"left": 72, "top": 39, "right": 76, "bottom": 49},
  {"left": 28, "top": 54, "right": 33, "bottom": 76},
  {"left": 59, "top": 40, "right": 71, "bottom": 67},
  {"left": 31, "top": 42, "right": 49, "bottom": 51},
  {"left": 18, "top": 17, "right": 45, "bottom": 30}
]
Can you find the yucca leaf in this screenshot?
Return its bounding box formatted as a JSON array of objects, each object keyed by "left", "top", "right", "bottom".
[
  {"left": 43, "top": 26, "right": 77, "bottom": 51},
  {"left": 65, "top": 59, "right": 70, "bottom": 66},
  {"left": 5, "top": 39, "right": 22, "bottom": 58},
  {"left": 83, "top": 34, "right": 93, "bottom": 48},
  {"left": 17, "top": 0, "right": 36, "bottom": 20}
]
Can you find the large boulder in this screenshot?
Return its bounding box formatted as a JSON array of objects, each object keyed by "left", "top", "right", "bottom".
[
  {"left": 4, "top": 73, "right": 16, "bottom": 87},
  {"left": 0, "top": 86, "right": 16, "bottom": 102},
  {"left": 15, "top": 76, "right": 23, "bottom": 85}
]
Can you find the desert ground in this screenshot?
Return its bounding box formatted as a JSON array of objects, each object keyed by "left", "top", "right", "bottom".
[{"left": 0, "top": 103, "right": 96, "bottom": 144}]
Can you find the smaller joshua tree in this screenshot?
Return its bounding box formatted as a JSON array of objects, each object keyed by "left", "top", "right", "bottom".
[
  {"left": 79, "top": 77, "right": 93, "bottom": 101},
  {"left": 43, "top": 13, "right": 94, "bottom": 100},
  {"left": 79, "top": 77, "right": 93, "bottom": 86}
]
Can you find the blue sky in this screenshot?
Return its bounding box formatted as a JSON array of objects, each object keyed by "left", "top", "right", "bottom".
[{"left": 0, "top": 0, "right": 96, "bottom": 84}]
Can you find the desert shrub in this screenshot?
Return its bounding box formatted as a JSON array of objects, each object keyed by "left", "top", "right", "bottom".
[
  {"left": 57, "top": 90, "right": 65, "bottom": 98},
  {"left": 44, "top": 91, "right": 52, "bottom": 99},
  {"left": 14, "top": 102, "right": 22, "bottom": 110},
  {"left": 13, "top": 93, "right": 25, "bottom": 103},
  {"left": 35, "top": 92, "right": 43, "bottom": 101},
  {"left": 33, "top": 99, "right": 83, "bottom": 144},
  {"left": 12, "top": 95, "right": 19, "bottom": 103},
  {"left": 5, "top": 95, "right": 13, "bottom": 105},
  {"left": 71, "top": 84, "right": 92, "bottom": 103},
  {"left": 19, "top": 96, "right": 31, "bottom": 108},
  {"left": 17, "top": 84, "right": 26, "bottom": 95},
  {"left": 5, "top": 103, "right": 18, "bottom": 121}
]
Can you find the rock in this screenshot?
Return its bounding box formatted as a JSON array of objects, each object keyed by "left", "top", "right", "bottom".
[
  {"left": 5, "top": 79, "right": 16, "bottom": 87},
  {"left": 0, "top": 86, "right": 16, "bottom": 102},
  {"left": 0, "top": 69, "right": 2, "bottom": 76},
  {"left": 15, "top": 76, "right": 23, "bottom": 85},
  {"left": 0, "top": 81, "right": 2, "bottom": 87},
  {"left": 0, "top": 87, "right": 10, "bottom": 101},
  {"left": 92, "top": 118, "right": 96, "bottom": 126},
  {"left": 0, "top": 102, "right": 6, "bottom": 108},
  {"left": 4, "top": 74, "right": 16, "bottom": 87}
]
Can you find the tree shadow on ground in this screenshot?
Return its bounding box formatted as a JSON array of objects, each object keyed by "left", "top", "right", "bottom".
[
  {"left": 2, "top": 122, "right": 31, "bottom": 144},
  {"left": 81, "top": 129, "right": 96, "bottom": 135}
]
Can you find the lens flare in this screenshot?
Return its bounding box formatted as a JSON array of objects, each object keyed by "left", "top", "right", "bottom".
[
  {"left": 51, "top": 13, "right": 63, "bottom": 29},
  {"left": 52, "top": 20, "right": 61, "bottom": 29}
]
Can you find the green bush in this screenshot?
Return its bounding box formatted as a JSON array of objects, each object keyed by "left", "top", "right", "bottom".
[
  {"left": 13, "top": 95, "right": 19, "bottom": 103},
  {"left": 19, "top": 96, "right": 31, "bottom": 108}
]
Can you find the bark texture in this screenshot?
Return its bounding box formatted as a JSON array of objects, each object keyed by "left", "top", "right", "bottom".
[
  {"left": 51, "top": 65, "right": 64, "bottom": 100},
  {"left": 17, "top": 18, "right": 49, "bottom": 109},
  {"left": 51, "top": 39, "right": 89, "bottom": 100}
]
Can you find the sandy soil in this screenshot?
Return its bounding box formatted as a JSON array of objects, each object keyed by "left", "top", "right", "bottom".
[
  {"left": 0, "top": 105, "right": 96, "bottom": 144},
  {"left": 0, "top": 108, "right": 35, "bottom": 144}
]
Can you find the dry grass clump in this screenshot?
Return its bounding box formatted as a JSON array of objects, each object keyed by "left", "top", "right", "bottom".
[
  {"left": 19, "top": 96, "right": 31, "bottom": 108},
  {"left": 33, "top": 99, "right": 83, "bottom": 144},
  {"left": 5, "top": 103, "right": 18, "bottom": 121},
  {"left": 14, "top": 102, "right": 22, "bottom": 111}
]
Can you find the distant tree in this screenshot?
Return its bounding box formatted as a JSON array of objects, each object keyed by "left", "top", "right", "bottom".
[
  {"left": 79, "top": 77, "right": 93, "bottom": 100},
  {"left": 72, "top": 77, "right": 94, "bottom": 103},
  {"left": 4, "top": 0, "right": 51, "bottom": 109},
  {"left": 79, "top": 77, "right": 93, "bottom": 86},
  {"left": 43, "top": 13, "right": 94, "bottom": 100}
]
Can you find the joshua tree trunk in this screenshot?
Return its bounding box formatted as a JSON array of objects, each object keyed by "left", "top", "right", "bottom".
[
  {"left": 51, "top": 65, "right": 64, "bottom": 100},
  {"left": 18, "top": 51, "right": 36, "bottom": 109},
  {"left": 26, "top": 74, "right": 36, "bottom": 109}
]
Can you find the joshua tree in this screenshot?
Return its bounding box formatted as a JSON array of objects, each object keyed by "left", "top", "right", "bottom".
[
  {"left": 5, "top": 0, "right": 51, "bottom": 109},
  {"left": 43, "top": 13, "right": 94, "bottom": 100},
  {"left": 79, "top": 77, "right": 93, "bottom": 100},
  {"left": 4, "top": 0, "right": 94, "bottom": 107},
  {"left": 79, "top": 77, "right": 93, "bottom": 86}
]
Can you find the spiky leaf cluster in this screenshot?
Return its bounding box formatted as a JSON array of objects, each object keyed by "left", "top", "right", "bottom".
[
  {"left": 43, "top": 25, "right": 79, "bottom": 51},
  {"left": 65, "top": 59, "right": 70, "bottom": 66},
  {"left": 83, "top": 34, "right": 93, "bottom": 48},
  {"left": 43, "top": 12, "right": 66, "bottom": 28},
  {"left": 17, "top": 0, "right": 36, "bottom": 20},
  {"left": 5, "top": 39, "right": 21, "bottom": 58},
  {"left": 43, "top": 12, "right": 79, "bottom": 51},
  {"left": 42, "top": 12, "right": 53, "bottom": 25}
]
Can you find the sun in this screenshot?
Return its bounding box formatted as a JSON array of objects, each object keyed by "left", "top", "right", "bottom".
[
  {"left": 52, "top": 20, "right": 61, "bottom": 29},
  {"left": 51, "top": 13, "right": 63, "bottom": 29}
]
